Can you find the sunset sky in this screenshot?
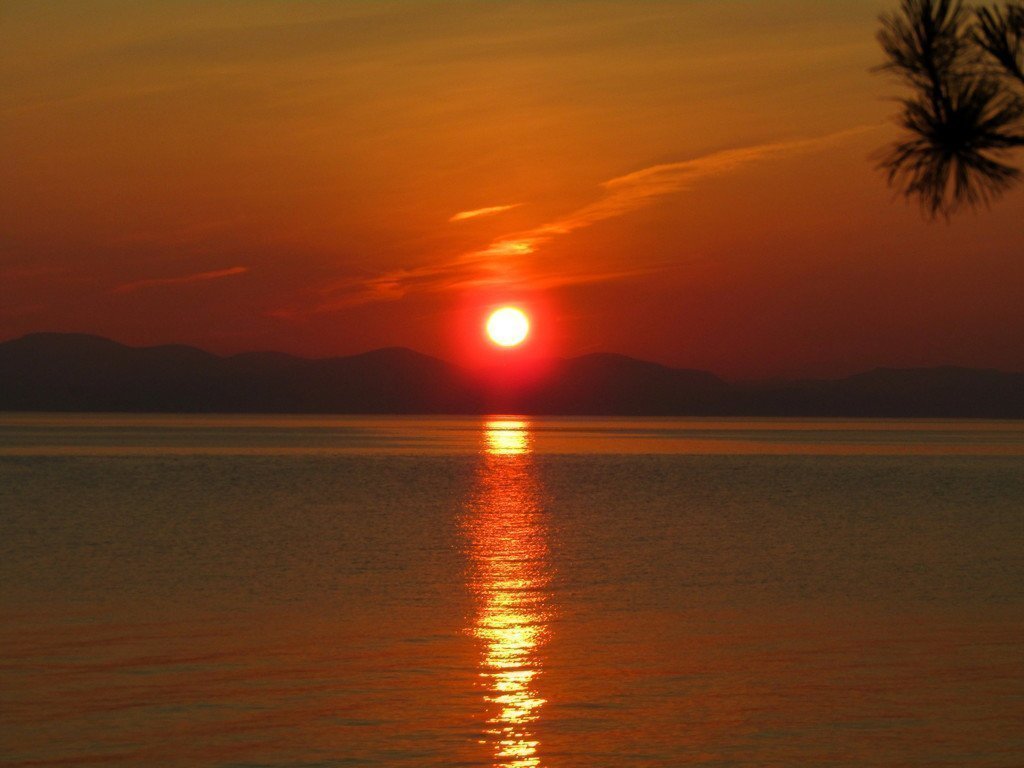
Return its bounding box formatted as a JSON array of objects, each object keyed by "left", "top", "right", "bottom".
[{"left": 2, "top": 0, "right": 1022, "bottom": 379}]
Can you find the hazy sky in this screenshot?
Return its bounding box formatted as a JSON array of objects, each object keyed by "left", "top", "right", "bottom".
[{"left": 2, "top": 0, "right": 1022, "bottom": 378}]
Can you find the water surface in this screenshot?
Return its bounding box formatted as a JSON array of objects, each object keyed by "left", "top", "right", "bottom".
[{"left": 2, "top": 415, "right": 1022, "bottom": 766}]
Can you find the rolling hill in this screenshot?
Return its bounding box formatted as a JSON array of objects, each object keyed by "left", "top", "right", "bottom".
[{"left": 1, "top": 333, "right": 1021, "bottom": 417}]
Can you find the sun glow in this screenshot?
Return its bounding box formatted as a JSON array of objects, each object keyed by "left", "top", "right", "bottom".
[{"left": 486, "top": 307, "right": 530, "bottom": 347}]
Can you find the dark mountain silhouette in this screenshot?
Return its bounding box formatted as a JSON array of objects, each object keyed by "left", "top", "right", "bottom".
[
  {"left": 1, "top": 333, "right": 1022, "bottom": 417},
  {"left": 738, "top": 366, "right": 1024, "bottom": 418},
  {"left": 508, "top": 353, "right": 729, "bottom": 415},
  {"left": 0, "top": 334, "right": 479, "bottom": 414}
]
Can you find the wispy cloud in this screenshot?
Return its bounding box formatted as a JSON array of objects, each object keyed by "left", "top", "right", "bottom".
[
  {"left": 449, "top": 203, "right": 522, "bottom": 222},
  {"left": 291, "top": 126, "right": 876, "bottom": 314},
  {"left": 501, "top": 126, "right": 874, "bottom": 248},
  {"left": 113, "top": 266, "right": 248, "bottom": 294}
]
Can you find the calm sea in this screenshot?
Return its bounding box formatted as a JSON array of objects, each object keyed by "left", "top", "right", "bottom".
[{"left": 1, "top": 415, "right": 1022, "bottom": 767}]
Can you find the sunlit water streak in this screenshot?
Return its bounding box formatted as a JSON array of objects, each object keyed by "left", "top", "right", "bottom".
[{"left": 465, "top": 420, "right": 551, "bottom": 767}]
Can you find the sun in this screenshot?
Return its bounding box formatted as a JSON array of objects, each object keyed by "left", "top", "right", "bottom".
[{"left": 486, "top": 306, "right": 530, "bottom": 347}]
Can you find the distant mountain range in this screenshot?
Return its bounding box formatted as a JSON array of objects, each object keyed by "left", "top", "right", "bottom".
[{"left": 1, "top": 333, "right": 1022, "bottom": 417}]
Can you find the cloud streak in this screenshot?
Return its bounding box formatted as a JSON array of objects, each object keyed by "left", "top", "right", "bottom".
[
  {"left": 296, "top": 126, "right": 875, "bottom": 313},
  {"left": 113, "top": 266, "right": 248, "bottom": 294},
  {"left": 449, "top": 203, "right": 522, "bottom": 222}
]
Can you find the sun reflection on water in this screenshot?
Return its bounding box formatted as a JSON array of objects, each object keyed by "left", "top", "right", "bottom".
[
  {"left": 466, "top": 419, "right": 550, "bottom": 767},
  {"left": 484, "top": 420, "right": 531, "bottom": 456}
]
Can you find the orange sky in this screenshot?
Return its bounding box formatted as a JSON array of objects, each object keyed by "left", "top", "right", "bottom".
[{"left": 2, "top": 0, "right": 1022, "bottom": 379}]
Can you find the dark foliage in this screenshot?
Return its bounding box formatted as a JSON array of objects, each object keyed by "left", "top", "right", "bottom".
[
  {"left": 877, "top": 0, "right": 1024, "bottom": 216},
  {"left": 975, "top": 2, "right": 1024, "bottom": 82}
]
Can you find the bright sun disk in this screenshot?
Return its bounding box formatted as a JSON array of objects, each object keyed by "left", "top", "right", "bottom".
[{"left": 486, "top": 307, "right": 530, "bottom": 347}]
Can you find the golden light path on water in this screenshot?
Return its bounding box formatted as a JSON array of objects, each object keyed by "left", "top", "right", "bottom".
[{"left": 466, "top": 419, "right": 551, "bottom": 767}]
